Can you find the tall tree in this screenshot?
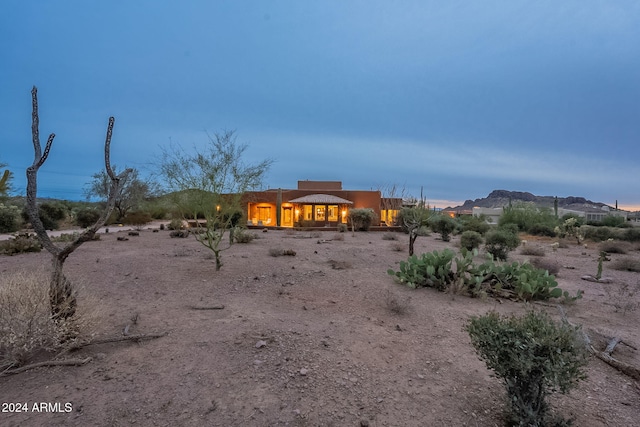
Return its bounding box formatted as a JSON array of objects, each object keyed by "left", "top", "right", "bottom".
[
  {"left": 26, "top": 86, "right": 130, "bottom": 321},
  {"left": 159, "top": 130, "right": 272, "bottom": 270},
  {"left": 84, "top": 167, "right": 153, "bottom": 221}
]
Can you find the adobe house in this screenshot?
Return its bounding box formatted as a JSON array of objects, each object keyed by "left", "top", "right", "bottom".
[{"left": 243, "top": 180, "right": 402, "bottom": 228}]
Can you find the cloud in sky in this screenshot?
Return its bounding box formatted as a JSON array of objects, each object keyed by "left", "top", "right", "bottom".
[{"left": 1, "top": 1, "right": 639, "bottom": 209}]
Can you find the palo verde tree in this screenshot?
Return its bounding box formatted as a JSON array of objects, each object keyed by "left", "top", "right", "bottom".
[
  {"left": 26, "top": 86, "right": 130, "bottom": 321},
  {"left": 84, "top": 167, "right": 154, "bottom": 221},
  {"left": 159, "top": 130, "right": 272, "bottom": 270}
]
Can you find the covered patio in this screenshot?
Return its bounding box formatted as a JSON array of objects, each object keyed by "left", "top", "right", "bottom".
[{"left": 289, "top": 194, "right": 353, "bottom": 227}]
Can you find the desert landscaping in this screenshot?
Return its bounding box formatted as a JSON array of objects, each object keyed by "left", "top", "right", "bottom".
[{"left": 1, "top": 223, "right": 639, "bottom": 426}]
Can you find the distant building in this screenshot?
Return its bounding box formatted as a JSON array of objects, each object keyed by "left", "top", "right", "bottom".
[
  {"left": 470, "top": 205, "right": 629, "bottom": 224},
  {"left": 242, "top": 180, "right": 403, "bottom": 228}
]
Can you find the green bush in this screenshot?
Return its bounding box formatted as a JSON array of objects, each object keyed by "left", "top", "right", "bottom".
[
  {"left": 75, "top": 208, "right": 101, "bottom": 228},
  {"left": 167, "top": 218, "right": 185, "bottom": 230},
  {"left": 0, "top": 233, "right": 42, "bottom": 255},
  {"left": 233, "top": 228, "right": 256, "bottom": 243},
  {"left": 460, "top": 230, "right": 483, "bottom": 251},
  {"left": 599, "top": 215, "right": 626, "bottom": 228},
  {"left": 467, "top": 310, "right": 588, "bottom": 426},
  {"left": 458, "top": 215, "right": 490, "bottom": 235},
  {"left": 622, "top": 228, "right": 640, "bottom": 242},
  {"left": 528, "top": 224, "right": 557, "bottom": 237},
  {"left": 500, "top": 203, "right": 558, "bottom": 234},
  {"left": 122, "top": 211, "right": 152, "bottom": 229},
  {"left": 581, "top": 226, "right": 615, "bottom": 242},
  {"left": 485, "top": 229, "right": 520, "bottom": 261},
  {"left": 0, "top": 203, "right": 21, "bottom": 233},
  {"left": 428, "top": 214, "right": 456, "bottom": 242},
  {"left": 347, "top": 208, "right": 376, "bottom": 231},
  {"left": 22, "top": 202, "right": 67, "bottom": 230}
]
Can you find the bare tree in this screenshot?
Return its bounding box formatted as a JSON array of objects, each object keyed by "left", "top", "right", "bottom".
[
  {"left": 84, "top": 167, "right": 154, "bottom": 221},
  {"left": 26, "top": 86, "right": 130, "bottom": 321},
  {"left": 159, "top": 130, "right": 272, "bottom": 270}
]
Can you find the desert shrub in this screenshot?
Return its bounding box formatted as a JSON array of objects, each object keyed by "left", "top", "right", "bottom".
[
  {"left": 460, "top": 230, "right": 483, "bottom": 251},
  {"left": 530, "top": 257, "right": 560, "bottom": 275},
  {"left": 428, "top": 214, "right": 456, "bottom": 242},
  {"left": 467, "top": 310, "right": 588, "bottom": 427},
  {"left": 458, "top": 215, "right": 490, "bottom": 235},
  {"left": 0, "top": 233, "right": 42, "bottom": 255},
  {"left": 122, "top": 211, "right": 152, "bottom": 230},
  {"left": 560, "top": 213, "right": 585, "bottom": 227},
  {"left": 485, "top": 229, "right": 520, "bottom": 261},
  {"left": 22, "top": 202, "right": 67, "bottom": 230},
  {"left": 390, "top": 242, "right": 405, "bottom": 252},
  {"left": 581, "top": 225, "right": 616, "bottom": 242},
  {"left": 0, "top": 203, "right": 21, "bottom": 233},
  {"left": 604, "top": 283, "right": 640, "bottom": 315},
  {"left": 520, "top": 245, "right": 546, "bottom": 256},
  {"left": 269, "top": 248, "right": 284, "bottom": 257},
  {"left": 167, "top": 218, "right": 185, "bottom": 230},
  {"left": 610, "top": 257, "right": 640, "bottom": 272},
  {"left": 384, "top": 290, "right": 410, "bottom": 315},
  {"left": 169, "top": 230, "right": 190, "bottom": 238},
  {"left": 598, "top": 241, "right": 629, "bottom": 254},
  {"left": 270, "top": 248, "right": 296, "bottom": 257},
  {"left": 347, "top": 208, "right": 376, "bottom": 231},
  {"left": 75, "top": 208, "right": 101, "bottom": 228},
  {"left": 233, "top": 228, "right": 256, "bottom": 243},
  {"left": 599, "top": 215, "right": 626, "bottom": 228},
  {"left": 337, "top": 223, "right": 348, "bottom": 233},
  {"left": 332, "top": 233, "right": 344, "bottom": 241},
  {"left": 0, "top": 269, "right": 101, "bottom": 370},
  {"left": 528, "top": 223, "right": 557, "bottom": 237},
  {"left": 52, "top": 232, "right": 80, "bottom": 243},
  {"left": 621, "top": 228, "right": 640, "bottom": 242},
  {"left": 382, "top": 232, "right": 398, "bottom": 241},
  {"left": 500, "top": 203, "right": 557, "bottom": 234}
]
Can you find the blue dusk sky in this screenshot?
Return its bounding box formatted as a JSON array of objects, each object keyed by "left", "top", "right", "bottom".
[{"left": 1, "top": 1, "right": 639, "bottom": 209}]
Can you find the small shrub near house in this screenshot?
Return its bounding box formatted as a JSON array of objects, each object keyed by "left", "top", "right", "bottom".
[
  {"left": 467, "top": 310, "right": 588, "bottom": 427},
  {"left": 233, "top": 228, "right": 256, "bottom": 243},
  {"left": 347, "top": 208, "right": 376, "bottom": 231},
  {"left": 428, "top": 214, "right": 456, "bottom": 242},
  {"left": 460, "top": 230, "right": 483, "bottom": 251},
  {"left": 484, "top": 228, "right": 520, "bottom": 261},
  {"left": 457, "top": 215, "right": 490, "bottom": 235}
]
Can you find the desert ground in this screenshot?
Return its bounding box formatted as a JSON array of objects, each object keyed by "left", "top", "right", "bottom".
[{"left": 1, "top": 224, "right": 639, "bottom": 426}]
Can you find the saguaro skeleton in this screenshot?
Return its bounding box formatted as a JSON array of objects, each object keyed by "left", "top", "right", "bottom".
[{"left": 26, "top": 86, "right": 130, "bottom": 321}]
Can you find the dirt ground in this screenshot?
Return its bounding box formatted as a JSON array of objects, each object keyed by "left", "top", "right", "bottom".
[{"left": 1, "top": 224, "right": 639, "bottom": 426}]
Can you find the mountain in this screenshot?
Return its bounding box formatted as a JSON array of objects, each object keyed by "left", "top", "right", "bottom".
[{"left": 447, "top": 190, "right": 612, "bottom": 212}]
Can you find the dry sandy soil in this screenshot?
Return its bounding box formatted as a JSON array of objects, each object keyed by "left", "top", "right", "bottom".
[{"left": 1, "top": 224, "right": 640, "bottom": 426}]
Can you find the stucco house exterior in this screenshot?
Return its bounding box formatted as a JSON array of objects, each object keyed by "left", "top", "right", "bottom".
[{"left": 242, "top": 180, "right": 403, "bottom": 228}]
